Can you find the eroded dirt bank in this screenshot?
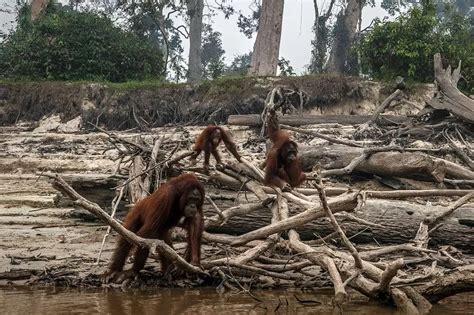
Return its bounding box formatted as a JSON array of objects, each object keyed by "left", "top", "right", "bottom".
[{"left": 0, "top": 76, "right": 433, "bottom": 130}]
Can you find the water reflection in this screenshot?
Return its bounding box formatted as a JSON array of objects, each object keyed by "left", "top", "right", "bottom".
[{"left": 0, "top": 287, "right": 472, "bottom": 314}]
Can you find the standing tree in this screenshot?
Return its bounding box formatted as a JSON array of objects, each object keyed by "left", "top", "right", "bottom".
[
  {"left": 31, "top": 0, "right": 49, "bottom": 20},
  {"left": 326, "top": 0, "right": 362, "bottom": 74},
  {"left": 187, "top": 0, "right": 204, "bottom": 82},
  {"left": 201, "top": 24, "right": 226, "bottom": 79},
  {"left": 116, "top": 0, "right": 188, "bottom": 82},
  {"left": 224, "top": 53, "right": 252, "bottom": 76},
  {"left": 248, "top": 0, "right": 284, "bottom": 76},
  {"left": 308, "top": 0, "right": 337, "bottom": 73}
]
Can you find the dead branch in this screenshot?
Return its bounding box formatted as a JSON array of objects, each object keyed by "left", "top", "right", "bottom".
[
  {"left": 413, "top": 192, "right": 474, "bottom": 247},
  {"left": 96, "top": 185, "right": 126, "bottom": 264},
  {"left": 281, "top": 124, "right": 363, "bottom": 147},
  {"left": 427, "top": 53, "right": 474, "bottom": 123},
  {"left": 444, "top": 130, "right": 474, "bottom": 170},
  {"left": 230, "top": 192, "right": 359, "bottom": 246},
  {"left": 315, "top": 180, "right": 363, "bottom": 269},
  {"left": 421, "top": 265, "right": 474, "bottom": 303},
  {"left": 370, "top": 89, "right": 404, "bottom": 124},
  {"left": 375, "top": 258, "right": 404, "bottom": 293},
  {"left": 360, "top": 244, "right": 436, "bottom": 261},
  {"left": 321, "top": 146, "right": 403, "bottom": 178},
  {"left": 115, "top": 151, "right": 195, "bottom": 189},
  {"left": 205, "top": 198, "right": 274, "bottom": 228}
]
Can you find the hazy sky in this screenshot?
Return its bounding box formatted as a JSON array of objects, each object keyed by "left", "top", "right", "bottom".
[{"left": 0, "top": 0, "right": 397, "bottom": 73}]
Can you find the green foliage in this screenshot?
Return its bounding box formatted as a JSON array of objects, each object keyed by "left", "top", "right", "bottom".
[
  {"left": 237, "top": 3, "right": 260, "bottom": 39},
  {"left": 359, "top": 4, "right": 473, "bottom": 93},
  {"left": 0, "top": 3, "right": 164, "bottom": 82},
  {"left": 201, "top": 24, "right": 226, "bottom": 80},
  {"left": 223, "top": 53, "right": 252, "bottom": 76},
  {"left": 119, "top": 0, "right": 186, "bottom": 82},
  {"left": 278, "top": 57, "right": 296, "bottom": 76}
]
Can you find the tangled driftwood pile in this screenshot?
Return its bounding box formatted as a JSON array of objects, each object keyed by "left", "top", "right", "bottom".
[{"left": 43, "top": 54, "right": 473, "bottom": 314}]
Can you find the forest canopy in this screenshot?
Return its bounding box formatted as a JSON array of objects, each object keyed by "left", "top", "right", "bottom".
[
  {"left": 0, "top": 3, "right": 164, "bottom": 82},
  {"left": 0, "top": 0, "right": 472, "bottom": 91},
  {"left": 359, "top": 3, "right": 473, "bottom": 93}
]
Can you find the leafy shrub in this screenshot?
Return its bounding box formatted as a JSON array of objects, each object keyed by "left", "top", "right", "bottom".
[
  {"left": 359, "top": 4, "right": 473, "bottom": 93},
  {"left": 0, "top": 4, "right": 164, "bottom": 82}
]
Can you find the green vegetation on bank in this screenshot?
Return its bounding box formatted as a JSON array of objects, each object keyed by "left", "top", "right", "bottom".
[
  {"left": 0, "top": 4, "right": 164, "bottom": 82},
  {"left": 0, "top": 2, "right": 471, "bottom": 94},
  {"left": 359, "top": 3, "right": 473, "bottom": 93}
]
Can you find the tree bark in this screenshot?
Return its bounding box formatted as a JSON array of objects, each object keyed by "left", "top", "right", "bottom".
[
  {"left": 248, "top": 0, "right": 285, "bottom": 76},
  {"left": 31, "top": 0, "right": 49, "bottom": 21},
  {"left": 187, "top": 0, "right": 204, "bottom": 82},
  {"left": 326, "top": 0, "right": 361, "bottom": 74},
  {"left": 300, "top": 145, "right": 474, "bottom": 180},
  {"left": 228, "top": 114, "right": 409, "bottom": 126},
  {"left": 309, "top": 0, "right": 336, "bottom": 73},
  {"left": 427, "top": 53, "right": 474, "bottom": 123},
  {"left": 421, "top": 265, "right": 474, "bottom": 303},
  {"left": 206, "top": 199, "right": 474, "bottom": 252}
]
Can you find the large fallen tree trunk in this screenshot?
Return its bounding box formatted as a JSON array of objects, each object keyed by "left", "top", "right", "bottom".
[
  {"left": 228, "top": 114, "right": 410, "bottom": 126},
  {"left": 206, "top": 199, "right": 474, "bottom": 252},
  {"left": 426, "top": 53, "right": 474, "bottom": 123},
  {"left": 300, "top": 145, "right": 474, "bottom": 180}
]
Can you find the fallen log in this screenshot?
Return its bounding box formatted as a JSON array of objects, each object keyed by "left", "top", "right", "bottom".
[
  {"left": 228, "top": 114, "right": 410, "bottom": 127},
  {"left": 206, "top": 199, "right": 474, "bottom": 252},
  {"left": 300, "top": 145, "right": 474, "bottom": 180},
  {"left": 420, "top": 265, "right": 474, "bottom": 303},
  {"left": 56, "top": 173, "right": 125, "bottom": 207}
]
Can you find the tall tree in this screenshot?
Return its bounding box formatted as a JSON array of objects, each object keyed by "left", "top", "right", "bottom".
[
  {"left": 308, "top": 0, "right": 337, "bottom": 73},
  {"left": 201, "top": 24, "right": 226, "bottom": 80},
  {"left": 31, "top": 0, "right": 49, "bottom": 20},
  {"left": 187, "top": 0, "right": 204, "bottom": 82},
  {"left": 117, "top": 1, "right": 188, "bottom": 82},
  {"left": 326, "top": 0, "right": 362, "bottom": 74},
  {"left": 248, "top": 0, "right": 284, "bottom": 76}
]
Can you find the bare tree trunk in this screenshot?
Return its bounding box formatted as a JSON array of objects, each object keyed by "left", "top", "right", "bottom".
[
  {"left": 31, "top": 0, "right": 49, "bottom": 21},
  {"left": 326, "top": 0, "right": 361, "bottom": 74},
  {"left": 248, "top": 0, "right": 285, "bottom": 76},
  {"left": 427, "top": 53, "right": 474, "bottom": 123},
  {"left": 309, "top": 0, "right": 336, "bottom": 73},
  {"left": 187, "top": 0, "right": 204, "bottom": 82}
]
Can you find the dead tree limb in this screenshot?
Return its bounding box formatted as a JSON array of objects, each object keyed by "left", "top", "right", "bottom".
[
  {"left": 230, "top": 192, "right": 359, "bottom": 246},
  {"left": 413, "top": 192, "right": 474, "bottom": 248},
  {"left": 375, "top": 258, "right": 405, "bottom": 293},
  {"left": 281, "top": 124, "right": 363, "bottom": 147},
  {"left": 96, "top": 186, "right": 126, "bottom": 264},
  {"left": 369, "top": 89, "right": 404, "bottom": 124},
  {"left": 315, "top": 180, "right": 363, "bottom": 269},
  {"left": 427, "top": 53, "right": 474, "bottom": 123}
]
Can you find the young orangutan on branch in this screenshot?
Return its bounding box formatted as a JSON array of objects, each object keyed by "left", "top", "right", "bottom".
[
  {"left": 264, "top": 115, "right": 306, "bottom": 191},
  {"left": 103, "top": 173, "right": 205, "bottom": 283},
  {"left": 190, "top": 125, "right": 242, "bottom": 173}
]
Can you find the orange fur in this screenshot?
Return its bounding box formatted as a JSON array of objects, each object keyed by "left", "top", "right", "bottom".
[{"left": 107, "top": 173, "right": 205, "bottom": 274}]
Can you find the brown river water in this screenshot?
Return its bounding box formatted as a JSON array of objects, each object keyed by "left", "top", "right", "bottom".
[{"left": 0, "top": 287, "right": 472, "bottom": 314}]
